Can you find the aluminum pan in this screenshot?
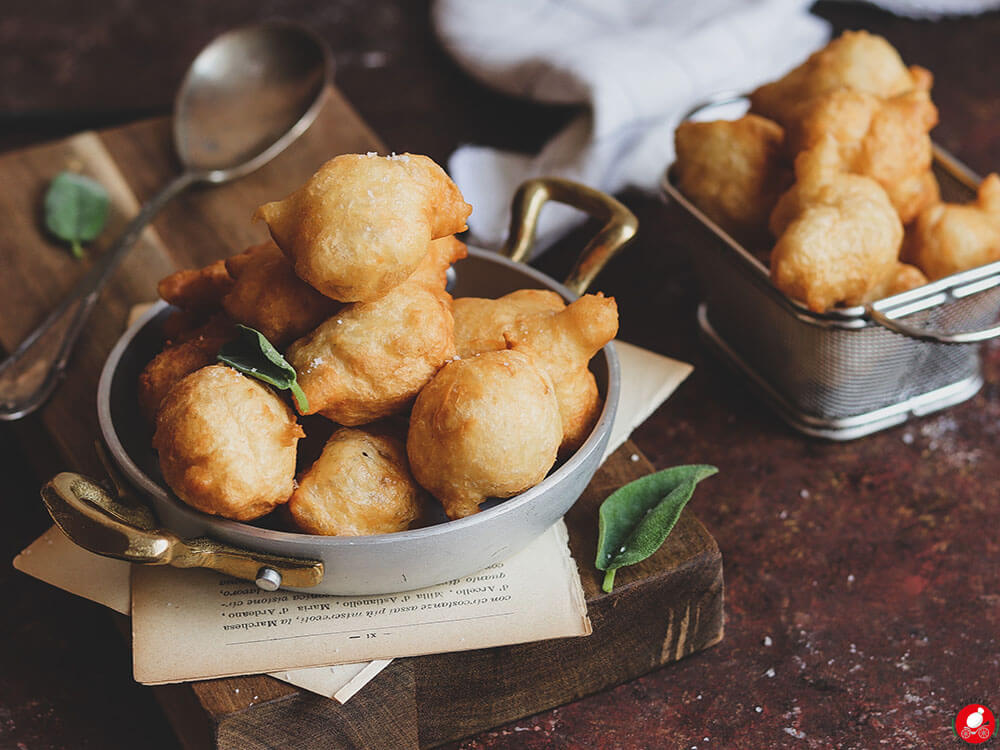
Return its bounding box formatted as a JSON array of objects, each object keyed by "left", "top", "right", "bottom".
[{"left": 97, "top": 246, "right": 620, "bottom": 593}]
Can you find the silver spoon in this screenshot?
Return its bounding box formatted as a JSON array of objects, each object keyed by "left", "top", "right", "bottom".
[{"left": 0, "top": 21, "right": 331, "bottom": 420}]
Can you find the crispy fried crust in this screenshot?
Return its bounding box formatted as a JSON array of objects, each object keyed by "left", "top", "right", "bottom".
[
  {"left": 137, "top": 314, "right": 234, "bottom": 423},
  {"left": 288, "top": 427, "right": 424, "bottom": 536},
  {"left": 405, "top": 235, "right": 468, "bottom": 292},
  {"left": 286, "top": 278, "right": 456, "bottom": 425},
  {"left": 221, "top": 240, "right": 340, "bottom": 347},
  {"left": 254, "top": 153, "right": 472, "bottom": 303},
  {"left": 857, "top": 261, "right": 928, "bottom": 304},
  {"left": 152, "top": 365, "right": 304, "bottom": 521},
  {"left": 453, "top": 289, "right": 566, "bottom": 359},
  {"left": 750, "top": 30, "right": 929, "bottom": 129},
  {"left": 157, "top": 259, "right": 233, "bottom": 311},
  {"left": 904, "top": 173, "right": 1000, "bottom": 280},
  {"left": 785, "top": 88, "right": 939, "bottom": 224},
  {"left": 407, "top": 350, "right": 562, "bottom": 520},
  {"left": 503, "top": 294, "right": 618, "bottom": 454},
  {"left": 674, "top": 114, "right": 792, "bottom": 248},
  {"left": 769, "top": 136, "right": 903, "bottom": 312}
]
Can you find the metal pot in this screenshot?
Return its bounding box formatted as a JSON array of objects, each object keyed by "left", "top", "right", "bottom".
[{"left": 40, "top": 178, "right": 636, "bottom": 595}]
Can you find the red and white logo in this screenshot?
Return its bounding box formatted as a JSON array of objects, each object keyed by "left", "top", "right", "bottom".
[{"left": 956, "top": 704, "right": 994, "bottom": 744}]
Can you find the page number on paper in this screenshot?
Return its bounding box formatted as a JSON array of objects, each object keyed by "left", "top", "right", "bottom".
[{"left": 956, "top": 704, "right": 994, "bottom": 743}]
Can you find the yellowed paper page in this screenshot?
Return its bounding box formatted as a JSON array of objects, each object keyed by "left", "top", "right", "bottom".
[
  {"left": 270, "top": 659, "right": 393, "bottom": 703},
  {"left": 332, "top": 659, "right": 394, "bottom": 703},
  {"left": 606, "top": 341, "right": 693, "bottom": 461},
  {"left": 12, "top": 525, "right": 388, "bottom": 702},
  {"left": 131, "top": 521, "right": 589, "bottom": 685},
  {"left": 12, "top": 526, "right": 131, "bottom": 615}
]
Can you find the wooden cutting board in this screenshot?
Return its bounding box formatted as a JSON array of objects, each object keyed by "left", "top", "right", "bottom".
[{"left": 0, "top": 86, "right": 723, "bottom": 749}]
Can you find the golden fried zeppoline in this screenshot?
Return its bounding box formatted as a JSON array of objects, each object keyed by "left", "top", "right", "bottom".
[
  {"left": 768, "top": 135, "right": 903, "bottom": 313},
  {"left": 152, "top": 365, "right": 303, "bottom": 521},
  {"left": 255, "top": 152, "right": 472, "bottom": 303},
  {"left": 286, "top": 279, "right": 456, "bottom": 425},
  {"left": 504, "top": 294, "right": 619, "bottom": 454},
  {"left": 674, "top": 29, "right": 1000, "bottom": 312},
  {"left": 288, "top": 426, "right": 425, "bottom": 536},
  {"left": 142, "top": 151, "right": 618, "bottom": 532},
  {"left": 406, "top": 350, "right": 564, "bottom": 521},
  {"left": 453, "top": 289, "right": 566, "bottom": 359}
]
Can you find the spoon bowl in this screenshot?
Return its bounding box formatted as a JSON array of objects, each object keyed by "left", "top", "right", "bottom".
[
  {"left": 176, "top": 22, "right": 330, "bottom": 180},
  {"left": 0, "top": 21, "right": 331, "bottom": 421}
]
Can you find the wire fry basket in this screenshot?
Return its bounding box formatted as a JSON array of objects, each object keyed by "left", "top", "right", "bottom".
[{"left": 661, "top": 95, "right": 1000, "bottom": 440}]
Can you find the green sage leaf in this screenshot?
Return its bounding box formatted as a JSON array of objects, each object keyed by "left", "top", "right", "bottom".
[
  {"left": 217, "top": 324, "right": 309, "bottom": 412},
  {"left": 596, "top": 464, "right": 718, "bottom": 592},
  {"left": 44, "top": 171, "right": 111, "bottom": 259}
]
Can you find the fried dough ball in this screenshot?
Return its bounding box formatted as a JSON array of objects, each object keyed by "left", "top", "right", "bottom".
[
  {"left": 890, "top": 171, "right": 940, "bottom": 228},
  {"left": 858, "top": 262, "right": 928, "bottom": 304},
  {"left": 162, "top": 308, "right": 210, "bottom": 343},
  {"left": 503, "top": 294, "right": 618, "bottom": 454},
  {"left": 405, "top": 235, "right": 468, "bottom": 292},
  {"left": 673, "top": 114, "right": 792, "bottom": 248},
  {"left": 152, "top": 365, "right": 304, "bottom": 520},
  {"left": 769, "top": 135, "right": 903, "bottom": 312},
  {"left": 157, "top": 259, "right": 233, "bottom": 312},
  {"left": 407, "top": 350, "right": 562, "bottom": 520},
  {"left": 221, "top": 240, "right": 340, "bottom": 347},
  {"left": 137, "top": 314, "right": 233, "bottom": 423},
  {"left": 453, "top": 289, "right": 566, "bottom": 358},
  {"left": 785, "top": 88, "right": 939, "bottom": 223},
  {"left": 750, "top": 30, "right": 930, "bottom": 129},
  {"left": 254, "top": 153, "right": 472, "bottom": 303},
  {"left": 286, "top": 278, "right": 456, "bottom": 425},
  {"left": 288, "top": 427, "right": 423, "bottom": 536},
  {"left": 903, "top": 174, "right": 1000, "bottom": 280}
]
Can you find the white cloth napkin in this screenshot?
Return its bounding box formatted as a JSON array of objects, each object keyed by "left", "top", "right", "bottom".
[{"left": 434, "top": 0, "right": 1000, "bottom": 249}]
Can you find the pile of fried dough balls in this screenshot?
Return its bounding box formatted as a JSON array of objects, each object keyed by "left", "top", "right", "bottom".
[
  {"left": 139, "top": 153, "right": 618, "bottom": 535},
  {"left": 673, "top": 30, "right": 1000, "bottom": 313}
]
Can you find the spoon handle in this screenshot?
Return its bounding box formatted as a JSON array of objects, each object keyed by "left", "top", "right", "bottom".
[{"left": 0, "top": 171, "right": 197, "bottom": 421}]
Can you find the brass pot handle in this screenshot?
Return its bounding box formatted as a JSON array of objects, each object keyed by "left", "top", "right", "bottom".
[
  {"left": 40, "top": 472, "right": 323, "bottom": 591},
  {"left": 500, "top": 177, "right": 638, "bottom": 296}
]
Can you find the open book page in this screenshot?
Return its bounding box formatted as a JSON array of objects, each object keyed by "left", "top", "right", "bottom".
[
  {"left": 131, "top": 521, "right": 589, "bottom": 685},
  {"left": 12, "top": 526, "right": 386, "bottom": 701}
]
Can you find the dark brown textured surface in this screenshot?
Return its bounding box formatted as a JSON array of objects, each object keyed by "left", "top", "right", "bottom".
[{"left": 2, "top": 2, "right": 1000, "bottom": 749}]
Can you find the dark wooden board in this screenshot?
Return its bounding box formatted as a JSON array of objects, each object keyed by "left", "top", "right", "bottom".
[{"left": 0, "top": 87, "right": 722, "bottom": 749}]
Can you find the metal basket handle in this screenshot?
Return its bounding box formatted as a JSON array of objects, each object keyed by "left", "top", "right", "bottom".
[
  {"left": 866, "top": 305, "right": 1000, "bottom": 345},
  {"left": 500, "top": 177, "right": 638, "bottom": 296}
]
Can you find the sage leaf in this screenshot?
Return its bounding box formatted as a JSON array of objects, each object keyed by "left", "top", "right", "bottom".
[
  {"left": 217, "top": 324, "right": 309, "bottom": 412},
  {"left": 596, "top": 464, "right": 718, "bottom": 593},
  {"left": 44, "top": 171, "right": 110, "bottom": 259}
]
